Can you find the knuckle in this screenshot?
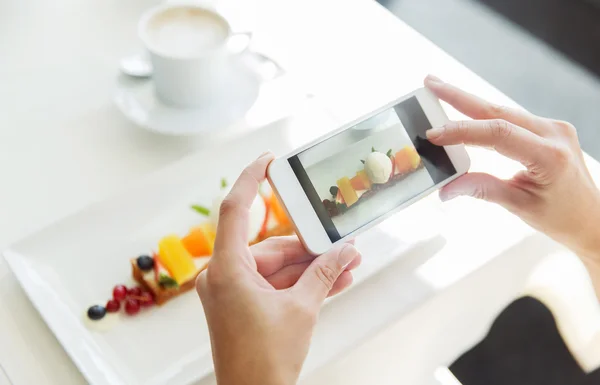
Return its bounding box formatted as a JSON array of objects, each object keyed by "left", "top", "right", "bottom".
[
  {"left": 451, "top": 121, "right": 469, "bottom": 137},
  {"left": 313, "top": 263, "right": 338, "bottom": 291},
  {"left": 240, "top": 167, "right": 260, "bottom": 185},
  {"left": 471, "top": 184, "right": 487, "bottom": 201},
  {"left": 553, "top": 120, "right": 577, "bottom": 138},
  {"left": 218, "top": 197, "right": 238, "bottom": 218},
  {"left": 205, "top": 263, "right": 227, "bottom": 288},
  {"left": 489, "top": 119, "right": 513, "bottom": 139},
  {"left": 547, "top": 143, "right": 571, "bottom": 168},
  {"left": 488, "top": 103, "right": 510, "bottom": 118},
  {"left": 239, "top": 167, "right": 252, "bottom": 180}
]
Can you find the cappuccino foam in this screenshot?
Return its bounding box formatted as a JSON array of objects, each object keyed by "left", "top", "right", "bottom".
[{"left": 146, "top": 8, "right": 229, "bottom": 57}]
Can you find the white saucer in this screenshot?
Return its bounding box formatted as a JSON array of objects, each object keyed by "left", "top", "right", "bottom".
[{"left": 114, "top": 64, "right": 260, "bottom": 136}]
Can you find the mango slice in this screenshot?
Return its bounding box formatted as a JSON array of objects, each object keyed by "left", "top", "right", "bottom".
[
  {"left": 337, "top": 177, "right": 358, "bottom": 206},
  {"left": 158, "top": 235, "right": 198, "bottom": 284}
]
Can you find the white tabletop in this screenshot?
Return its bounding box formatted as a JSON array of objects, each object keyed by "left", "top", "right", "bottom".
[{"left": 2, "top": 0, "right": 599, "bottom": 384}]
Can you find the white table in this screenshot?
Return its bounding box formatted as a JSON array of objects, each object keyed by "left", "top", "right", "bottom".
[{"left": 2, "top": 0, "right": 600, "bottom": 384}]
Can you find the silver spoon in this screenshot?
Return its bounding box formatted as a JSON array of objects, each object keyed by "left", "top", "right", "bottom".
[{"left": 120, "top": 53, "right": 153, "bottom": 78}]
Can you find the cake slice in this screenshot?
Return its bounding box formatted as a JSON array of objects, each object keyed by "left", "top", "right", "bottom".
[{"left": 131, "top": 190, "right": 294, "bottom": 305}]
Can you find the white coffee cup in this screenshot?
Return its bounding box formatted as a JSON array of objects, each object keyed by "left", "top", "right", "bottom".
[{"left": 138, "top": 4, "right": 257, "bottom": 108}]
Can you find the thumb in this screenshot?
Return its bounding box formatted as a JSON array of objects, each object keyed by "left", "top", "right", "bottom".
[
  {"left": 439, "top": 172, "right": 529, "bottom": 212},
  {"left": 291, "top": 243, "right": 360, "bottom": 310}
]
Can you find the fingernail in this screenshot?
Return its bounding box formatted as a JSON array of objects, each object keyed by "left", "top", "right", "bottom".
[
  {"left": 425, "top": 74, "right": 444, "bottom": 86},
  {"left": 426, "top": 126, "right": 444, "bottom": 140},
  {"left": 338, "top": 244, "right": 359, "bottom": 269}
]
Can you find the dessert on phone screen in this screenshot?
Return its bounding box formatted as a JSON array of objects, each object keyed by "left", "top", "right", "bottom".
[
  {"left": 300, "top": 109, "right": 434, "bottom": 237},
  {"left": 268, "top": 88, "right": 470, "bottom": 254}
]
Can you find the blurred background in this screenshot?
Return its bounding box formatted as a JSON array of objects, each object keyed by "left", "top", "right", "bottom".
[
  {"left": 378, "top": 0, "right": 600, "bottom": 160},
  {"left": 376, "top": 1, "right": 600, "bottom": 384}
]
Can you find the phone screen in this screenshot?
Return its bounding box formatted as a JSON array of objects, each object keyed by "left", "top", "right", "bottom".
[{"left": 288, "top": 96, "right": 457, "bottom": 242}]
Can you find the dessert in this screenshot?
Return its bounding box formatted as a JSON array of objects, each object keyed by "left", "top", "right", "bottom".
[
  {"left": 86, "top": 181, "right": 295, "bottom": 321},
  {"left": 131, "top": 185, "right": 293, "bottom": 305},
  {"left": 322, "top": 145, "right": 424, "bottom": 218}
]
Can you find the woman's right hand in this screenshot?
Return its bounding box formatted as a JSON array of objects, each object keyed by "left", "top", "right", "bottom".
[{"left": 424, "top": 75, "right": 600, "bottom": 297}]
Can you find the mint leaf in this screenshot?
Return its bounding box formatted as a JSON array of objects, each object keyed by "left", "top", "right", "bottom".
[
  {"left": 360, "top": 159, "right": 365, "bottom": 164},
  {"left": 159, "top": 274, "right": 179, "bottom": 288},
  {"left": 371, "top": 146, "right": 375, "bottom": 152},
  {"left": 220, "top": 178, "right": 227, "bottom": 189},
  {"left": 386, "top": 149, "right": 392, "bottom": 157},
  {"left": 191, "top": 205, "right": 210, "bottom": 216}
]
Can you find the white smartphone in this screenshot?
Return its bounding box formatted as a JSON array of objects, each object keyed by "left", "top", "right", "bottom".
[{"left": 268, "top": 88, "right": 470, "bottom": 255}]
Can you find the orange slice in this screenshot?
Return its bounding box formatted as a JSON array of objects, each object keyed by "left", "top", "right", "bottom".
[
  {"left": 394, "top": 148, "right": 413, "bottom": 174},
  {"left": 182, "top": 223, "right": 215, "bottom": 257},
  {"left": 356, "top": 170, "right": 372, "bottom": 189}
]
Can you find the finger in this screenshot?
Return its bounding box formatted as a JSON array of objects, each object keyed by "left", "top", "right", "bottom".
[
  {"left": 253, "top": 236, "right": 356, "bottom": 277},
  {"left": 214, "top": 152, "right": 275, "bottom": 254},
  {"left": 252, "top": 236, "right": 314, "bottom": 276},
  {"left": 439, "top": 172, "right": 532, "bottom": 212},
  {"left": 265, "top": 253, "right": 362, "bottom": 289},
  {"left": 290, "top": 243, "right": 361, "bottom": 309},
  {"left": 327, "top": 271, "right": 353, "bottom": 297},
  {"left": 426, "top": 119, "right": 550, "bottom": 168},
  {"left": 424, "top": 75, "right": 549, "bottom": 136}
]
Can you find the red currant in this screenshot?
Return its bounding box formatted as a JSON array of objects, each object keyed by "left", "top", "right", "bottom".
[
  {"left": 125, "top": 299, "right": 141, "bottom": 315},
  {"left": 139, "top": 291, "right": 154, "bottom": 307},
  {"left": 112, "top": 285, "right": 127, "bottom": 302},
  {"left": 106, "top": 299, "right": 120, "bottom": 313},
  {"left": 128, "top": 287, "right": 143, "bottom": 297}
]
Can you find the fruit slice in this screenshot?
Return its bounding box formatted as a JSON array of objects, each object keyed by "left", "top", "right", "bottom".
[
  {"left": 355, "top": 189, "right": 367, "bottom": 199},
  {"left": 337, "top": 177, "right": 358, "bottom": 207},
  {"left": 405, "top": 146, "right": 421, "bottom": 169},
  {"left": 153, "top": 253, "right": 178, "bottom": 288},
  {"left": 350, "top": 171, "right": 370, "bottom": 191},
  {"left": 182, "top": 223, "right": 215, "bottom": 257},
  {"left": 350, "top": 175, "right": 363, "bottom": 190},
  {"left": 157, "top": 235, "right": 198, "bottom": 285},
  {"left": 356, "top": 170, "right": 372, "bottom": 189},
  {"left": 394, "top": 148, "right": 413, "bottom": 174},
  {"left": 269, "top": 191, "right": 291, "bottom": 226}
]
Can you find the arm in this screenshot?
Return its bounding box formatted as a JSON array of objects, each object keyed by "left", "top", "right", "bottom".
[{"left": 425, "top": 75, "right": 600, "bottom": 300}]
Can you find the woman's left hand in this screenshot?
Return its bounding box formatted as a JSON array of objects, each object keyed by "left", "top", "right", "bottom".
[{"left": 196, "top": 153, "right": 362, "bottom": 385}]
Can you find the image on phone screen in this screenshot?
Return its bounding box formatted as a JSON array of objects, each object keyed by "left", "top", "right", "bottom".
[{"left": 288, "top": 96, "right": 457, "bottom": 242}]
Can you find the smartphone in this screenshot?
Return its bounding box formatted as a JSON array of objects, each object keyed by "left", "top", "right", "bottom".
[{"left": 268, "top": 88, "right": 470, "bottom": 254}]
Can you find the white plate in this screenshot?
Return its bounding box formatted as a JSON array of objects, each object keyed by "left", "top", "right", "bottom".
[{"left": 2, "top": 110, "right": 443, "bottom": 385}]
